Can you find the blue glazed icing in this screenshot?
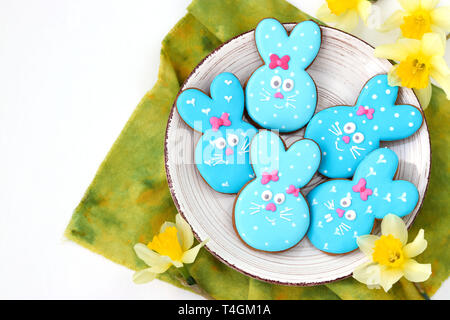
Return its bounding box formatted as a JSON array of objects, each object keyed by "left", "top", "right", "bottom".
[
  {"left": 245, "top": 19, "right": 321, "bottom": 132},
  {"left": 234, "top": 131, "right": 321, "bottom": 252},
  {"left": 307, "top": 148, "right": 419, "bottom": 254},
  {"left": 305, "top": 74, "right": 423, "bottom": 178},
  {"left": 176, "top": 72, "right": 257, "bottom": 193}
]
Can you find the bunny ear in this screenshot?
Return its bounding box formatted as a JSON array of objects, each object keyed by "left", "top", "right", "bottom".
[
  {"left": 353, "top": 148, "right": 419, "bottom": 219},
  {"left": 176, "top": 73, "right": 245, "bottom": 132},
  {"left": 176, "top": 88, "right": 213, "bottom": 133},
  {"left": 209, "top": 72, "right": 245, "bottom": 125},
  {"left": 354, "top": 74, "right": 423, "bottom": 140},
  {"left": 255, "top": 18, "right": 289, "bottom": 65},
  {"left": 355, "top": 75, "right": 399, "bottom": 107},
  {"left": 371, "top": 180, "right": 419, "bottom": 219},
  {"left": 282, "top": 139, "right": 321, "bottom": 188},
  {"left": 255, "top": 19, "right": 321, "bottom": 69},
  {"left": 288, "top": 20, "right": 321, "bottom": 69},
  {"left": 353, "top": 148, "right": 398, "bottom": 184},
  {"left": 250, "top": 130, "right": 284, "bottom": 176}
]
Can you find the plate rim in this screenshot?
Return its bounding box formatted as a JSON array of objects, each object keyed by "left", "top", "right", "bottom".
[{"left": 164, "top": 24, "right": 432, "bottom": 286}]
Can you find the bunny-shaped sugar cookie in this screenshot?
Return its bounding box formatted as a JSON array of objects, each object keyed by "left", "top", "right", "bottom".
[
  {"left": 233, "top": 131, "right": 321, "bottom": 252},
  {"left": 307, "top": 148, "right": 419, "bottom": 254},
  {"left": 305, "top": 74, "right": 423, "bottom": 178},
  {"left": 245, "top": 18, "right": 321, "bottom": 132},
  {"left": 176, "top": 72, "right": 257, "bottom": 193}
]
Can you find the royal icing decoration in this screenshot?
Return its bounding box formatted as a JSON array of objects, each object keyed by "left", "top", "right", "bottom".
[
  {"left": 233, "top": 131, "right": 321, "bottom": 252},
  {"left": 307, "top": 148, "right": 419, "bottom": 254},
  {"left": 176, "top": 72, "right": 257, "bottom": 193},
  {"left": 245, "top": 18, "right": 321, "bottom": 132},
  {"left": 305, "top": 74, "right": 423, "bottom": 178}
]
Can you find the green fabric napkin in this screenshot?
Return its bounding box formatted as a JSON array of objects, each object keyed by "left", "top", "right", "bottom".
[{"left": 65, "top": 0, "right": 449, "bottom": 299}]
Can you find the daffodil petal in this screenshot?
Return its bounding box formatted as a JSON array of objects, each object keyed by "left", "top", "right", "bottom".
[
  {"left": 133, "top": 268, "right": 158, "bottom": 284},
  {"left": 430, "top": 69, "right": 450, "bottom": 99},
  {"left": 403, "top": 229, "right": 428, "bottom": 258},
  {"left": 431, "top": 6, "right": 450, "bottom": 30},
  {"left": 374, "top": 39, "right": 420, "bottom": 61},
  {"left": 378, "top": 10, "right": 404, "bottom": 32},
  {"left": 431, "top": 56, "right": 450, "bottom": 76},
  {"left": 357, "top": 235, "right": 379, "bottom": 257},
  {"left": 134, "top": 243, "right": 169, "bottom": 267},
  {"left": 403, "top": 259, "right": 432, "bottom": 282},
  {"left": 422, "top": 0, "right": 440, "bottom": 10},
  {"left": 358, "top": 0, "right": 372, "bottom": 23},
  {"left": 399, "top": 0, "right": 420, "bottom": 11},
  {"left": 381, "top": 214, "right": 408, "bottom": 245},
  {"left": 335, "top": 10, "right": 360, "bottom": 32},
  {"left": 353, "top": 261, "right": 382, "bottom": 286},
  {"left": 421, "top": 32, "right": 445, "bottom": 57},
  {"left": 181, "top": 240, "right": 208, "bottom": 264},
  {"left": 379, "top": 265, "right": 404, "bottom": 292},
  {"left": 414, "top": 84, "right": 432, "bottom": 109},
  {"left": 316, "top": 3, "right": 340, "bottom": 23},
  {"left": 176, "top": 214, "right": 194, "bottom": 251}
]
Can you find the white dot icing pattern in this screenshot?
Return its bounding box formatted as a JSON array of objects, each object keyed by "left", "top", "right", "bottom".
[{"left": 304, "top": 74, "right": 423, "bottom": 178}]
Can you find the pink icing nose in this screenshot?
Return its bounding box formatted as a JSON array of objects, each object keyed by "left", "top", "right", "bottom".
[
  {"left": 274, "top": 92, "right": 284, "bottom": 99},
  {"left": 265, "top": 203, "right": 276, "bottom": 212},
  {"left": 342, "top": 136, "right": 350, "bottom": 144},
  {"left": 225, "top": 148, "right": 233, "bottom": 156},
  {"left": 336, "top": 208, "right": 345, "bottom": 217}
]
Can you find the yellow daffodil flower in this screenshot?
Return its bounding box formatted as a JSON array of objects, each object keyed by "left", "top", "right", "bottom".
[
  {"left": 353, "top": 214, "right": 431, "bottom": 292},
  {"left": 379, "top": 0, "right": 450, "bottom": 41},
  {"left": 317, "top": 0, "right": 372, "bottom": 32},
  {"left": 133, "top": 214, "right": 208, "bottom": 284},
  {"left": 374, "top": 32, "right": 450, "bottom": 108}
]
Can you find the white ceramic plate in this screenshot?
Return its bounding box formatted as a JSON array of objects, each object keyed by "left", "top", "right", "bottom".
[{"left": 165, "top": 25, "right": 431, "bottom": 285}]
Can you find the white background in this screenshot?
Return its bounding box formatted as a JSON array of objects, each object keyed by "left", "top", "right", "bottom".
[{"left": 0, "top": 0, "right": 448, "bottom": 299}]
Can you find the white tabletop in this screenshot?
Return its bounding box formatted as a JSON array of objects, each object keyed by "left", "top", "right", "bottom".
[{"left": 0, "top": 0, "right": 448, "bottom": 299}]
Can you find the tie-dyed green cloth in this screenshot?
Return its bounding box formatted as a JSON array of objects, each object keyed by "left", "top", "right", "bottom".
[{"left": 65, "top": 0, "right": 449, "bottom": 299}]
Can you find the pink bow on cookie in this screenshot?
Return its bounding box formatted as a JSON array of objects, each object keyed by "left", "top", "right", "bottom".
[
  {"left": 210, "top": 112, "right": 231, "bottom": 131},
  {"left": 352, "top": 178, "right": 373, "bottom": 201},
  {"left": 356, "top": 105, "right": 375, "bottom": 120},
  {"left": 269, "top": 54, "right": 290, "bottom": 70},
  {"left": 261, "top": 170, "right": 279, "bottom": 185},
  {"left": 286, "top": 185, "right": 300, "bottom": 197}
]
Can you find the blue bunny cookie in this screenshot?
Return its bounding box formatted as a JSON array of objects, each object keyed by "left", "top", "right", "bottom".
[
  {"left": 245, "top": 18, "right": 321, "bottom": 132},
  {"left": 176, "top": 72, "right": 257, "bottom": 193},
  {"left": 305, "top": 74, "right": 423, "bottom": 178},
  {"left": 307, "top": 148, "right": 419, "bottom": 254},
  {"left": 233, "top": 131, "right": 321, "bottom": 252}
]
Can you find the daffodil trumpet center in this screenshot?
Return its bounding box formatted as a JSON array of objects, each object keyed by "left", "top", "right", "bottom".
[
  {"left": 400, "top": 10, "right": 432, "bottom": 39},
  {"left": 396, "top": 55, "right": 430, "bottom": 89},
  {"left": 372, "top": 234, "right": 405, "bottom": 268},
  {"left": 147, "top": 226, "right": 184, "bottom": 262},
  {"left": 327, "top": 0, "right": 361, "bottom": 15}
]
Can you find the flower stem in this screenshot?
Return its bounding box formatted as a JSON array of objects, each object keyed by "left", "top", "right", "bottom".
[{"left": 178, "top": 265, "right": 196, "bottom": 286}]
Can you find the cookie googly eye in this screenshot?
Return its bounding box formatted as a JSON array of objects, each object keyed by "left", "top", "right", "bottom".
[
  {"left": 339, "top": 197, "right": 351, "bottom": 208},
  {"left": 345, "top": 210, "right": 356, "bottom": 221},
  {"left": 261, "top": 190, "right": 273, "bottom": 202},
  {"left": 270, "top": 76, "right": 282, "bottom": 89},
  {"left": 214, "top": 137, "right": 226, "bottom": 149},
  {"left": 352, "top": 132, "right": 365, "bottom": 144},
  {"left": 273, "top": 193, "right": 285, "bottom": 205},
  {"left": 282, "top": 79, "right": 294, "bottom": 92},
  {"left": 227, "top": 134, "right": 239, "bottom": 147},
  {"left": 343, "top": 122, "right": 356, "bottom": 134}
]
